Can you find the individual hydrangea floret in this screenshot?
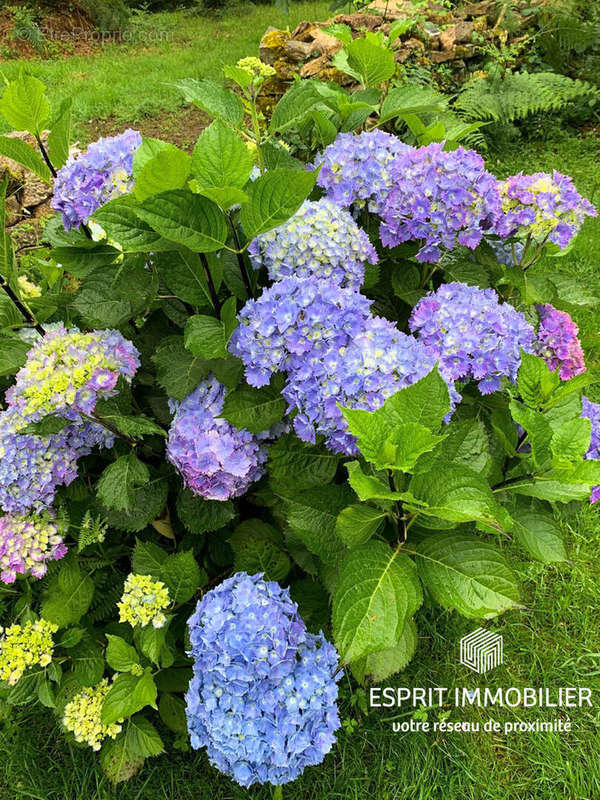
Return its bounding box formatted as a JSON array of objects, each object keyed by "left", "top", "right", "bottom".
[
  {"left": 6, "top": 325, "right": 140, "bottom": 420},
  {"left": 535, "top": 304, "right": 586, "bottom": 381},
  {"left": 581, "top": 397, "right": 600, "bottom": 504},
  {"left": 313, "top": 130, "right": 412, "bottom": 213},
  {"left": 167, "top": 377, "right": 267, "bottom": 501},
  {"left": 229, "top": 277, "right": 372, "bottom": 387},
  {"left": 0, "top": 511, "right": 67, "bottom": 584},
  {"left": 248, "top": 199, "right": 378, "bottom": 289},
  {"left": 496, "top": 171, "right": 597, "bottom": 249},
  {"left": 117, "top": 573, "right": 170, "bottom": 629},
  {"left": 63, "top": 679, "right": 124, "bottom": 750},
  {"left": 380, "top": 142, "right": 502, "bottom": 262},
  {"left": 185, "top": 572, "right": 341, "bottom": 787},
  {"left": 410, "top": 282, "right": 535, "bottom": 394},
  {"left": 51, "top": 129, "right": 142, "bottom": 231},
  {"left": 283, "top": 315, "right": 447, "bottom": 454},
  {"left": 0, "top": 619, "right": 57, "bottom": 686}
]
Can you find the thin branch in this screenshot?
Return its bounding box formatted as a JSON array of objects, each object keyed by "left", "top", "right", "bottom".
[
  {"left": 199, "top": 253, "right": 221, "bottom": 314},
  {"left": 227, "top": 214, "right": 255, "bottom": 299},
  {"left": 35, "top": 134, "right": 57, "bottom": 179},
  {"left": 0, "top": 275, "right": 44, "bottom": 335}
]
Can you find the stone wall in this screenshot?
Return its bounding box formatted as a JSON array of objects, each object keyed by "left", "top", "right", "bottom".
[{"left": 258, "top": 0, "right": 535, "bottom": 113}]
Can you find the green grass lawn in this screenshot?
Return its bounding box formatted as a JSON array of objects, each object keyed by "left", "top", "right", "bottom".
[
  {"left": 0, "top": 2, "right": 330, "bottom": 143},
  {"left": 0, "top": 132, "right": 599, "bottom": 800}
]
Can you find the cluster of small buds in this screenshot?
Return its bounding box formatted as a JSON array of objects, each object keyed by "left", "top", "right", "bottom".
[
  {"left": 62, "top": 679, "right": 124, "bottom": 750},
  {"left": 17, "top": 275, "right": 42, "bottom": 299},
  {"left": 51, "top": 129, "right": 142, "bottom": 231},
  {"left": 535, "top": 304, "right": 586, "bottom": 380},
  {"left": 581, "top": 397, "right": 600, "bottom": 504},
  {"left": 117, "top": 573, "right": 170, "bottom": 629},
  {"left": 235, "top": 56, "right": 276, "bottom": 81},
  {"left": 229, "top": 277, "right": 372, "bottom": 388},
  {"left": 167, "top": 377, "right": 267, "bottom": 501},
  {"left": 248, "top": 199, "right": 378, "bottom": 289},
  {"left": 186, "top": 572, "right": 341, "bottom": 787},
  {"left": 0, "top": 511, "right": 67, "bottom": 584},
  {"left": 6, "top": 325, "right": 140, "bottom": 420},
  {"left": 495, "top": 171, "right": 597, "bottom": 249},
  {"left": 313, "top": 130, "right": 412, "bottom": 213},
  {"left": 380, "top": 142, "right": 502, "bottom": 262},
  {"left": 410, "top": 282, "right": 535, "bottom": 394},
  {"left": 0, "top": 619, "right": 57, "bottom": 686}
]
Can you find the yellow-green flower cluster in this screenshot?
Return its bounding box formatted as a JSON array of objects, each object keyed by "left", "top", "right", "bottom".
[
  {"left": 17, "top": 275, "right": 42, "bottom": 299},
  {"left": 236, "top": 56, "right": 276, "bottom": 80},
  {"left": 63, "top": 679, "right": 123, "bottom": 750},
  {"left": 117, "top": 573, "right": 170, "bottom": 629},
  {"left": 0, "top": 619, "right": 57, "bottom": 686}
]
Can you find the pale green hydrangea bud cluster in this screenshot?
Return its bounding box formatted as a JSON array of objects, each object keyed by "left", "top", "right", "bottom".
[
  {"left": 0, "top": 619, "right": 57, "bottom": 686},
  {"left": 63, "top": 678, "right": 124, "bottom": 750},
  {"left": 117, "top": 573, "right": 170, "bottom": 629}
]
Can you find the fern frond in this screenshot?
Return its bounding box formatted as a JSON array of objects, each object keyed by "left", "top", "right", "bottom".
[{"left": 454, "top": 71, "right": 599, "bottom": 123}]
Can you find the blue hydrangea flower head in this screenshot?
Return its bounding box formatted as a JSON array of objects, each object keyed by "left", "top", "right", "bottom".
[
  {"left": 496, "top": 171, "right": 597, "bottom": 249},
  {"left": 6, "top": 325, "right": 139, "bottom": 420},
  {"left": 185, "top": 572, "right": 341, "bottom": 787},
  {"left": 380, "top": 142, "right": 502, "bottom": 262},
  {"left": 0, "top": 405, "right": 113, "bottom": 514},
  {"left": 248, "top": 199, "right": 377, "bottom": 289},
  {"left": 410, "top": 282, "right": 535, "bottom": 394},
  {"left": 283, "top": 314, "right": 448, "bottom": 454},
  {"left": 581, "top": 397, "right": 600, "bottom": 504},
  {"left": 166, "top": 377, "right": 267, "bottom": 501},
  {"left": 52, "top": 129, "right": 142, "bottom": 231},
  {"left": 229, "top": 277, "right": 373, "bottom": 388},
  {"left": 313, "top": 130, "right": 412, "bottom": 212}
]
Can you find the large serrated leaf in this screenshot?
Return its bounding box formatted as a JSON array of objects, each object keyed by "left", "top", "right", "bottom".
[
  {"left": 240, "top": 169, "right": 317, "bottom": 239},
  {"left": 192, "top": 121, "right": 253, "bottom": 189},
  {"left": 350, "top": 618, "right": 418, "bottom": 682},
  {"left": 135, "top": 190, "right": 228, "bottom": 252},
  {"left": 415, "top": 532, "right": 521, "bottom": 619},
  {"left": 332, "top": 541, "right": 422, "bottom": 663}
]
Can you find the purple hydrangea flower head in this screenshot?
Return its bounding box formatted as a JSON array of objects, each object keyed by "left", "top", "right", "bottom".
[
  {"left": 0, "top": 405, "right": 112, "bottom": 514},
  {"left": 535, "top": 304, "right": 586, "bottom": 381},
  {"left": 379, "top": 142, "right": 502, "bottom": 262},
  {"left": 0, "top": 510, "right": 67, "bottom": 584},
  {"left": 284, "top": 315, "right": 447, "bottom": 454},
  {"left": 496, "top": 171, "right": 597, "bottom": 248},
  {"left": 581, "top": 397, "right": 600, "bottom": 503},
  {"left": 52, "top": 129, "right": 142, "bottom": 231},
  {"left": 166, "top": 377, "right": 267, "bottom": 501},
  {"left": 6, "top": 325, "right": 140, "bottom": 420},
  {"left": 185, "top": 572, "right": 341, "bottom": 787},
  {"left": 313, "top": 130, "right": 412, "bottom": 213},
  {"left": 228, "top": 277, "right": 372, "bottom": 388},
  {"left": 410, "top": 282, "right": 535, "bottom": 394},
  {"left": 248, "top": 199, "right": 378, "bottom": 289}
]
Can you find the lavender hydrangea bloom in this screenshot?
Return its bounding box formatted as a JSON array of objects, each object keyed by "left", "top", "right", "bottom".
[
  {"left": 166, "top": 377, "right": 267, "bottom": 501},
  {"left": 410, "top": 282, "right": 535, "bottom": 394},
  {"left": 248, "top": 199, "right": 378, "bottom": 289},
  {"left": 380, "top": 143, "right": 502, "bottom": 262},
  {"left": 228, "top": 277, "right": 372, "bottom": 388},
  {"left": 284, "top": 315, "right": 444, "bottom": 454},
  {"left": 185, "top": 572, "right": 341, "bottom": 787},
  {"left": 0, "top": 511, "right": 67, "bottom": 584},
  {"left": 0, "top": 406, "right": 112, "bottom": 514},
  {"left": 6, "top": 325, "right": 140, "bottom": 420},
  {"left": 51, "top": 129, "right": 142, "bottom": 231},
  {"left": 313, "top": 130, "right": 412, "bottom": 213},
  {"left": 581, "top": 397, "right": 600, "bottom": 503},
  {"left": 535, "top": 304, "right": 586, "bottom": 381},
  {"left": 496, "top": 171, "right": 597, "bottom": 249}
]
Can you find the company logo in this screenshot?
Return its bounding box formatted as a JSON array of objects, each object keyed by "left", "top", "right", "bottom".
[{"left": 460, "top": 628, "right": 503, "bottom": 674}]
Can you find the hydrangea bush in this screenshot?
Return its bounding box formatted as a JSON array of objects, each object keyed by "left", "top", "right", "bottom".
[{"left": 0, "top": 66, "right": 598, "bottom": 791}]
